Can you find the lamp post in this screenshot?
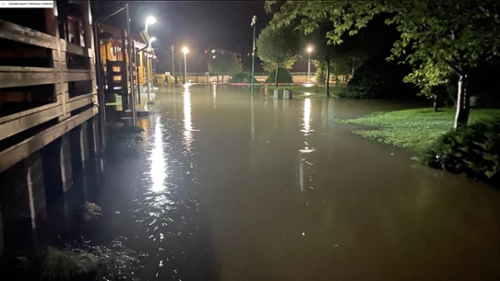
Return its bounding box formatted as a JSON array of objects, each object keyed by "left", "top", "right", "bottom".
[
  {"left": 182, "top": 47, "right": 189, "bottom": 85},
  {"left": 171, "top": 45, "right": 176, "bottom": 85},
  {"left": 145, "top": 16, "right": 156, "bottom": 33},
  {"left": 250, "top": 15, "right": 257, "bottom": 96},
  {"left": 307, "top": 46, "right": 313, "bottom": 82},
  {"left": 146, "top": 37, "right": 156, "bottom": 102}
]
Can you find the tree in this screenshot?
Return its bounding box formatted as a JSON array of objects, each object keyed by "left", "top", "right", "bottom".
[
  {"left": 265, "top": 0, "right": 500, "bottom": 128},
  {"left": 261, "top": 59, "right": 294, "bottom": 72},
  {"left": 265, "top": 67, "right": 293, "bottom": 84},
  {"left": 208, "top": 51, "right": 241, "bottom": 84},
  {"left": 305, "top": 30, "right": 335, "bottom": 96},
  {"left": 256, "top": 26, "right": 298, "bottom": 87}
]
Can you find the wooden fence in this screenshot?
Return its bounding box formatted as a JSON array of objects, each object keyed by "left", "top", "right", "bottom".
[{"left": 0, "top": 2, "right": 97, "bottom": 173}]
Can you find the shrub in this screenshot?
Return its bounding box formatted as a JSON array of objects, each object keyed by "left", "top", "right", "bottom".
[
  {"left": 335, "top": 85, "right": 375, "bottom": 99},
  {"left": 265, "top": 67, "right": 293, "bottom": 84},
  {"left": 337, "top": 56, "right": 418, "bottom": 99},
  {"left": 421, "top": 117, "right": 500, "bottom": 185},
  {"left": 229, "top": 72, "right": 256, "bottom": 83},
  {"left": 42, "top": 247, "right": 98, "bottom": 280}
]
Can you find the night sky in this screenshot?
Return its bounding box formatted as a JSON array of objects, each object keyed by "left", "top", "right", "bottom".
[{"left": 95, "top": 1, "right": 273, "bottom": 73}]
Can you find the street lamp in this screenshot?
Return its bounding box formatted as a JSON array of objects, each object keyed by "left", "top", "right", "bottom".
[
  {"left": 307, "top": 46, "right": 313, "bottom": 82},
  {"left": 145, "top": 37, "right": 157, "bottom": 102},
  {"left": 144, "top": 15, "right": 156, "bottom": 101},
  {"left": 250, "top": 15, "right": 257, "bottom": 96},
  {"left": 145, "top": 16, "right": 156, "bottom": 33},
  {"left": 182, "top": 47, "right": 189, "bottom": 84},
  {"left": 149, "top": 37, "right": 156, "bottom": 49}
]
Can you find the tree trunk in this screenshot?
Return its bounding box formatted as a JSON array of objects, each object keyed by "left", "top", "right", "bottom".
[
  {"left": 433, "top": 95, "right": 439, "bottom": 112},
  {"left": 351, "top": 58, "right": 355, "bottom": 77},
  {"left": 326, "top": 60, "right": 331, "bottom": 97},
  {"left": 274, "top": 65, "right": 280, "bottom": 88},
  {"left": 454, "top": 74, "right": 470, "bottom": 129},
  {"left": 222, "top": 74, "right": 224, "bottom": 84},
  {"left": 319, "top": 63, "right": 325, "bottom": 84}
]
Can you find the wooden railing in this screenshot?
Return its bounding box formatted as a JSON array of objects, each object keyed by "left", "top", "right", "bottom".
[{"left": 0, "top": 9, "right": 98, "bottom": 173}]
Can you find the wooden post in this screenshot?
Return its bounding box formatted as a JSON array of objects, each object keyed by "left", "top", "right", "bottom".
[
  {"left": 80, "top": 1, "right": 92, "bottom": 49},
  {"left": 120, "top": 28, "right": 129, "bottom": 110}
]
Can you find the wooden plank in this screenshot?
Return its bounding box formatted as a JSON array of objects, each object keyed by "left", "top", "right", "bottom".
[
  {"left": 0, "top": 66, "right": 55, "bottom": 73},
  {"left": 0, "top": 71, "right": 57, "bottom": 88},
  {"left": 52, "top": 50, "right": 66, "bottom": 63},
  {"left": 55, "top": 83, "right": 69, "bottom": 94},
  {"left": 0, "top": 19, "right": 58, "bottom": 50},
  {"left": 67, "top": 93, "right": 95, "bottom": 111},
  {"left": 53, "top": 61, "right": 68, "bottom": 72},
  {"left": 0, "top": 106, "right": 98, "bottom": 173},
  {"left": 0, "top": 102, "right": 60, "bottom": 124},
  {"left": 0, "top": 104, "right": 63, "bottom": 140},
  {"left": 62, "top": 40, "right": 93, "bottom": 58},
  {"left": 63, "top": 71, "right": 92, "bottom": 82}
]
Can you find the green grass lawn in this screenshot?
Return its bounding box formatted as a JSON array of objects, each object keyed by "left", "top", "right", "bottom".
[{"left": 337, "top": 107, "right": 500, "bottom": 152}]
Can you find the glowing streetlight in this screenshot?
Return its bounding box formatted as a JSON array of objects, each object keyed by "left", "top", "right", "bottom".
[
  {"left": 307, "top": 45, "right": 313, "bottom": 82},
  {"left": 250, "top": 15, "right": 257, "bottom": 96},
  {"left": 145, "top": 16, "right": 156, "bottom": 32},
  {"left": 149, "top": 37, "right": 156, "bottom": 49},
  {"left": 182, "top": 47, "right": 189, "bottom": 84},
  {"left": 145, "top": 36, "right": 157, "bottom": 102}
]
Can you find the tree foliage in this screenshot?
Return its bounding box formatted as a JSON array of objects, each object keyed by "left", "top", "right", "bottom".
[
  {"left": 256, "top": 26, "right": 298, "bottom": 87},
  {"left": 229, "top": 72, "right": 257, "bottom": 83},
  {"left": 208, "top": 51, "right": 241, "bottom": 83},
  {"left": 261, "top": 59, "right": 294, "bottom": 72},
  {"left": 422, "top": 116, "right": 500, "bottom": 185},
  {"left": 266, "top": 0, "right": 500, "bottom": 127},
  {"left": 265, "top": 67, "right": 293, "bottom": 84}
]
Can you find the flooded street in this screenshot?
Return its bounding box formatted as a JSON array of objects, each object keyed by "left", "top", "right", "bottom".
[{"left": 48, "top": 86, "right": 500, "bottom": 280}]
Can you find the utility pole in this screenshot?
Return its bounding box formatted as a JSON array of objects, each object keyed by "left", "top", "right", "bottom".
[
  {"left": 171, "top": 45, "right": 176, "bottom": 85},
  {"left": 146, "top": 51, "right": 151, "bottom": 102},
  {"left": 250, "top": 15, "right": 257, "bottom": 96}
]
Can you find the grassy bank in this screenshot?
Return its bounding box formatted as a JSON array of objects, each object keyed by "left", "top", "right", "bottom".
[{"left": 337, "top": 107, "right": 500, "bottom": 152}]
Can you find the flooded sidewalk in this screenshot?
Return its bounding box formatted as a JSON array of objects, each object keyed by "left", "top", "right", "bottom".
[{"left": 5, "top": 85, "right": 500, "bottom": 281}]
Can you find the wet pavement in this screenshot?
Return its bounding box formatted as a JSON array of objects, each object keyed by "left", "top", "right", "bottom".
[{"left": 39, "top": 86, "right": 500, "bottom": 280}]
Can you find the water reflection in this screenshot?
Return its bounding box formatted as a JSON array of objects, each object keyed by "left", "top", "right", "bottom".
[
  {"left": 183, "top": 89, "right": 193, "bottom": 151},
  {"left": 300, "top": 98, "right": 315, "bottom": 153},
  {"left": 150, "top": 116, "right": 167, "bottom": 192},
  {"left": 251, "top": 96, "right": 255, "bottom": 141},
  {"left": 213, "top": 85, "right": 217, "bottom": 109},
  {"left": 301, "top": 98, "right": 312, "bottom": 136}
]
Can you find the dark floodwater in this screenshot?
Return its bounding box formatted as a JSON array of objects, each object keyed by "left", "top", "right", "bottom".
[{"left": 44, "top": 86, "right": 500, "bottom": 280}]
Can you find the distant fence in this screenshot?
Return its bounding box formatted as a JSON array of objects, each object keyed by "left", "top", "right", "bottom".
[{"left": 156, "top": 72, "right": 319, "bottom": 85}]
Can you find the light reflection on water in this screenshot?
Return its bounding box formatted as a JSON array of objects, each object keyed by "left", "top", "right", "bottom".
[
  {"left": 183, "top": 89, "right": 193, "bottom": 151},
  {"left": 150, "top": 116, "right": 167, "bottom": 193},
  {"left": 302, "top": 98, "right": 312, "bottom": 135},
  {"left": 300, "top": 98, "right": 315, "bottom": 153}
]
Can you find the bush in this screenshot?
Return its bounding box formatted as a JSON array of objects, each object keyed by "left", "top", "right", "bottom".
[
  {"left": 265, "top": 67, "right": 293, "bottom": 84},
  {"left": 337, "top": 56, "right": 418, "bottom": 99},
  {"left": 421, "top": 117, "right": 500, "bottom": 185},
  {"left": 229, "top": 72, "right": 256, "bottom": 83},
  {"left": 42, "top": 247, "right": 98, "bottom": 280}
]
